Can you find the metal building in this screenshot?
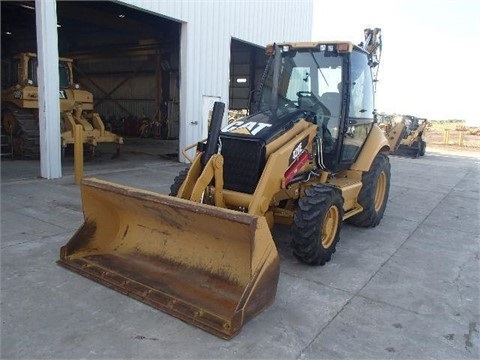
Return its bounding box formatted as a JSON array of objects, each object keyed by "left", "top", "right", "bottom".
[
  {"left": 2, "top": 0, "right": 314, "bottom": 178},
  {"left": 130, "top": 0, "right": 314, "bottom": 160}
]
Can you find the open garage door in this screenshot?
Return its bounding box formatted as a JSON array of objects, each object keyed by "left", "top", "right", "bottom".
[
  {"left": 62, "top": 2, "right": 182, "bottom": 142},
  {"left": 229, "top": 39, "right": 266, "bottom": 122},
  {"left": 1, "top": 1, "right": 181, "bottom": 161}
]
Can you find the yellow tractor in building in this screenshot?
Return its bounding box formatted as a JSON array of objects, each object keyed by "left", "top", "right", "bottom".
[
  {"left": 1, "top": 52, "right": 123, "bottom": 158},
  {"left": 59, "top": 29, "right": 391, "bottom": 339}
]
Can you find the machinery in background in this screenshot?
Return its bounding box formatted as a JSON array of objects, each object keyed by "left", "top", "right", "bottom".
[
  {"left": 380, "top": 114, "right": 429, "bottom": 157},
  {"left": 1, "top": 52, "right": 123, "bottom": 158}
]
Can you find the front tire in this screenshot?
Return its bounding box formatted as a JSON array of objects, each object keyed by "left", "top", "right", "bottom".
[
  {"left": 169, "top": 167, "right": 190, "bottom": 196},
  {"left": 292, "top": 185, "right": 344, "bottom": 265},
  {"left": 347, "top": 153, "right": 390, "bottom": 227}
]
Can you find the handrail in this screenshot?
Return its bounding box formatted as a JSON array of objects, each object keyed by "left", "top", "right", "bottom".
[{"left": 181, "top": 139, "right": 206, "bottom": 163}]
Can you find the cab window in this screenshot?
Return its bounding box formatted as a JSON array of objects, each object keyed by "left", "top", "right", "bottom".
[
  {"left": 59, "top": 62, "right": 70, "bottom": 88},
  {"left": 28, "top": 58, "right": 38, "bottom": 86},
  {"left": 348, "top": 50, "right": 374, "bottom": 118},
  {"left": 340, "top": 50, "right": 375, "bottom": 163}
]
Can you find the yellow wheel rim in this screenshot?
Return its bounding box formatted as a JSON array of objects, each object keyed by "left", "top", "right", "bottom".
[
  {"left": 374, "top": 171, "right": 387, "bottom": 212},
  {"left": 321, "top": 205, "right": 340, "bottom": 248}
]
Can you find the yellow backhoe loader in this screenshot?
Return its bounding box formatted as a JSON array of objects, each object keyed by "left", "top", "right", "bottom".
[
  {"left": 380, "top": 114, "right": 429, "bottom": 157},
  {"left": 59, "top": 29, "right": 391, "bottom": 339},
  {"left": 1, "top": 52, "right": 123, "bottom": 158}
]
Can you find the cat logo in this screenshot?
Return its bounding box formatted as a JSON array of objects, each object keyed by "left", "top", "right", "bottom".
[
  {"left": 222, "top": 121, "right": 272, "bottom": 136},
  {"left": 289, "top": 136, "right": 309, "bottom": 165}
]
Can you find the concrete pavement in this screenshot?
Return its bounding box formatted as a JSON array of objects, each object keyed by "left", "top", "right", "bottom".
[{"left": 1, "top": 143, "right": 479, "bottom": 359}]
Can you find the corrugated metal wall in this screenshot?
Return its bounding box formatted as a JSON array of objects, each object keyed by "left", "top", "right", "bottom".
[
  {"left": 76, "top": 54, "right": 164, "bottom": 135},
  {"left": 118, "top": 0, "right": 314, "bottom": 160}
]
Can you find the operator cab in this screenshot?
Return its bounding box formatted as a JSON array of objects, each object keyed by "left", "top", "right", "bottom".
[
  {"left": 258, "top": 42, "right": 375, "bottom": 172},
  {"left": 2, "top": 53, "right": 72, "bottom": 90}
]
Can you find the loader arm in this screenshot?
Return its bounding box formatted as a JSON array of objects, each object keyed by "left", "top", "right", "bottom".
[
  {"left": 383, "top": 121, "right": 406, "bottom": 153},
  {"left": 177, "top": 101, "right": 226, "bottom": 206},
  {"left": 178, "top": 152, "right": 226, "bottom": 208}
]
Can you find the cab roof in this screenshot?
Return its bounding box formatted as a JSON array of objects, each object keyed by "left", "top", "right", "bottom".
[{"left": 268, "top": 41, "right": 366, "bottom": 54}]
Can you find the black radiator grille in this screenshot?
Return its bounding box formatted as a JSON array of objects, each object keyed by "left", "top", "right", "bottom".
[{"left": 220, "top": 137, "right": 266, "bottom": 194}]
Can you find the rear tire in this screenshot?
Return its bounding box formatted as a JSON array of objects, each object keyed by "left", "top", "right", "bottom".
[
  {"left": 419, "top": 140, "right": 426, "bottom": 156},
  {"left": 347, "top": 153, "right": 390, "bottom": 227},
  {"left": 292, "top": 185, "right": 344, "bottom": 265},
  {"left": 169, "top": 167, "right": 190, "bottom": 196}
]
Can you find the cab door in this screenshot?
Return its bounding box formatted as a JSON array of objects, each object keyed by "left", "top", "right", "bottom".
[{"left": 340, "top": 49, "right": 375, "bottom": 164}]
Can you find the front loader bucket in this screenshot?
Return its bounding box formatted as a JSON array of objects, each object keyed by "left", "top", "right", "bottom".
[
  {"left": 392, "top": 144, "right": 421, "bottom": 158},
  {"left": 58, "top": 178, "right": 279, "bottom": 339}
]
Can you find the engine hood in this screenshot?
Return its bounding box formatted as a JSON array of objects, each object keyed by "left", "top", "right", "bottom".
[{"left": 220, "top": 108, "right": 307, "bottom": 144}]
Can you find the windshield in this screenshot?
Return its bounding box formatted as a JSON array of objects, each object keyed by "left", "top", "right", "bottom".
[
  {"left": 259, "top": 48, "right": 343, "bottom": 151},
  {"left": 259, "top": 49, "right": 343, "bottom": 116},
  {"left": 58, "top": 62, "right": 70, "bottom": 88},
  {"left": 27, "top": 58, "right": 71, "bottom": 88}
]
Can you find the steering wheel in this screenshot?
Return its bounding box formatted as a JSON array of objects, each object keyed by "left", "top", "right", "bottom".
[
  {"left": 297, "top": 91, "right": 335, "bottom": 152},
  {"left": 296, "top": 91, "right": 331, "bottom": 117}
]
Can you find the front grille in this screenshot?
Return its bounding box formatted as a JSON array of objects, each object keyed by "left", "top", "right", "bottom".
[{"left": 220, "top": 136, "right": 266, "bottom": 194}]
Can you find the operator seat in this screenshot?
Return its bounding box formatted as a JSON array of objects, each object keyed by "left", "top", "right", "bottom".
[{"left": 320, "top": 92, "right": 341, "bottom": 119}]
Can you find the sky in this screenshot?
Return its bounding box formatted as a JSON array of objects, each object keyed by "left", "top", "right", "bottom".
[{"left": 312, "top": 0, "right": 480, "bottom": 125}]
